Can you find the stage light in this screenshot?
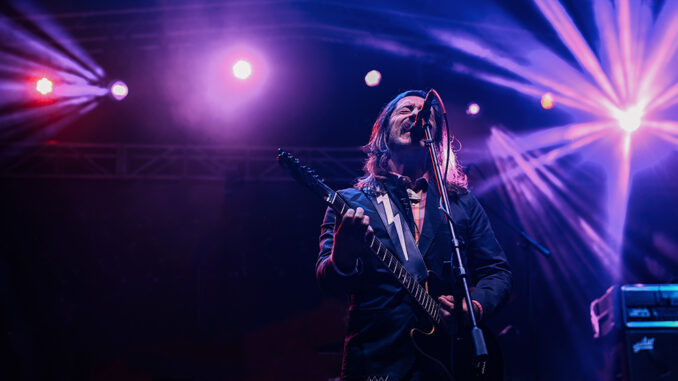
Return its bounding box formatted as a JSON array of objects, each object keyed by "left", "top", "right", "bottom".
[
  {"left": 466, "top": 102, "right": 480, "bottom": 115},
  {"left": 36, "top": 77, "right": 53, "bottom": 95},
  {"left": 232, "top": 59, "right": 252, "bottom": 80},
  {"left": 541, "top": 92, "right": 555, "bottom": 109},
  {"left": 110, "top": 80, "right": 128, "bottom": 101},
  {"left": 365, "top": 70, "right": 382, "bottom": 87},
  {"left": 613, "top": 106, "right": 643, "bottom": 132}
]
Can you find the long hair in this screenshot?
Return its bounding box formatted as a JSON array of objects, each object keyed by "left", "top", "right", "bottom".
[{"left": 354, "top": 89, "right": 468, "bottom": 194}]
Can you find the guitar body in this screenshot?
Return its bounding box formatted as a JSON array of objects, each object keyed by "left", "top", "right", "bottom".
[
  {"left": 410, "top": 324, "right": 454, "bottom": 380},
  {"left": 409, "top": 271, "right": 504, "bottom": 381}
]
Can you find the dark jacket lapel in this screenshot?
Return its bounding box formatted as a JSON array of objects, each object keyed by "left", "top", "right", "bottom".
[{"left": 340, "top": 189, "right": 387, "bottom": 234}]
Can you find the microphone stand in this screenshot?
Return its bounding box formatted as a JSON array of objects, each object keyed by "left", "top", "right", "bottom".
[{"left": 421, "top": 120, "right": 489, "bottom": 374}]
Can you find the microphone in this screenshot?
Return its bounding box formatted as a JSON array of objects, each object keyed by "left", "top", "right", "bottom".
[{"left": 410, "top": 90, "right": 435, "bottom": 132}]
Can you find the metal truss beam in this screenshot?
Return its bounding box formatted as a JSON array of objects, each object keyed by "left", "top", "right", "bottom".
[{"left": 0, "top": 142, "right": 364, "bottom": 183}]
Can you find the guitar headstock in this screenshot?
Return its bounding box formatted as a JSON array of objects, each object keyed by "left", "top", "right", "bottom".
[{"left": 277, "top": 149, "right": 334, "bottom": 202}]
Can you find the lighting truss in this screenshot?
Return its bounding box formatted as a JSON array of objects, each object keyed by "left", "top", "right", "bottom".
[{"left": 0, "top": 143, "right": 363, "bottom": 183}]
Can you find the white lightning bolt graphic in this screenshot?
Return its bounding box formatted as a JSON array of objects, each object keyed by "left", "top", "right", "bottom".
[{"left": 376, "top": 194, "right": 409, "bottom": 261}]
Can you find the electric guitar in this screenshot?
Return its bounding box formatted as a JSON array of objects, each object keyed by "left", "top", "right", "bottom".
[{"left": 277, "top": 149, "right": 501, "bottom": 381}]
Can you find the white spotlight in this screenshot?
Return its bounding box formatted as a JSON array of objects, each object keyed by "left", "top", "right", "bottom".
[
  {"left": 233, "top": 60, "right": 253, "bottom": 80},
  {"left": 110, "top": 80, "right": 128, "bottom": 101},
  {"left": 466, "top": 102, "right": 480, "bottom": 115},
  {"left": 36, "top": 77, "right": 53, "bottom": 95},
  {"left": 364, "top": 70, "right": 381, "bottom": 87},
  {"left": 614, "top": 105, "right": 643, "bottom": 132}
]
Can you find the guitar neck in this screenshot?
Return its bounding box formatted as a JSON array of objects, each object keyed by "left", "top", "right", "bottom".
[{"left": 326, "top": 191, "right": 441, "bottom": 325}]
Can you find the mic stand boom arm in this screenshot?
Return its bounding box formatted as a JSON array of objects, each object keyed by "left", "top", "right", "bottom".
[{"left": 421, "top": 94, "right": 489, "bottom": 374}]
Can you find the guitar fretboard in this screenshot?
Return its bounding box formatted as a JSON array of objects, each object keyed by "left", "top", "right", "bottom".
[{"left": 327, "top": 191, "right": 441, "bottom": 325}]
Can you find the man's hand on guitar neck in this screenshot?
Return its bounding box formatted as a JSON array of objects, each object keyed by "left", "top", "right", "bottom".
[
  {"left": 331, "top": 207, "right": 375, "bottom": 274},
  {"left": 438, "top": 295, "right": 483, "bottom": 331}
]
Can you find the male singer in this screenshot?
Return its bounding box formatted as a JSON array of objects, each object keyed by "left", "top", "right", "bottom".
[{"left": 317, "top": 90, "right": 512, "bottom": 380}]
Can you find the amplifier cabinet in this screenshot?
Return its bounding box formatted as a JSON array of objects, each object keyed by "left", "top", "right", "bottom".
[{"left": 625, "top": 328, "right": 678, "bottom": 380}]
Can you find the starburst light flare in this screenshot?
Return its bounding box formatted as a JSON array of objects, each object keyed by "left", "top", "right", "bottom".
[{"left": 432, "top": 0, "right": 678, "bottom": 264}]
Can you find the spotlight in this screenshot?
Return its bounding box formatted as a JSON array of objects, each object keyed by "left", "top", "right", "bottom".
[
  {"left": 364, "top": 70, "right": 382, "bottom": 87},
  {"left": 614, "top": 106, "right": 643, "bottom": 132},
  {"left": 232, "top": 59, "right": 252, "bottom": 80},
  {"left": 466, "top": 102, "right": 480, "bottom": 115},
  {"left": 110, "top": 80, "right": 128, "bottom": 101},
  {"left": 541, "top": 92, "right": 555, "bottom": 109},
  {"left": 36, "top": 77, "right": 53, "bottom": 95}
]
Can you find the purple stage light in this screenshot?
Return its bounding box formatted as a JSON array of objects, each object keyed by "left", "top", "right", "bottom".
[
  {"left": 466, "top": 102, "right": 480, "bottom": 115},
  {"left": 36, "top": 77, "right": 53, "bottom": 95},
  {"left": 430, "top": 0, "right": 678, "bottom": 260},
  {"left": 364, "top": 70, "right": 381, "bottom": 87},
  {"left": 1, "top": 2, "right": 110, "bottom": 144},
  {"left": 232, "top": 60, "right": 252, "bottom": 80},
  {"left": 110, "top": 81, "right": 128, "bottom": 101}
]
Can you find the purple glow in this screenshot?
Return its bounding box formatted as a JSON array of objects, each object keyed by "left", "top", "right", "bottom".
[
  {"left": 110, "top": 81, "right": 129, "bottom": 101},
  {"left": 159, "top": 45, "right": 269, "bottom": 140},
  {"left": 364, "top": 70, "right": 381, "bottom": 87},
  {"left": 10, "top": 1, "right": 104, "bottom": 82},
  {"left": 0, "top": 12, "right": 101, "bottom": 83},
  {"left": 533, "top": 0, "right": 621, "bottom": 106},
  {"left": 606, "top": 132, "right": 633, "bottom": 252},
  {"left": 485, "top": 127, "right": 622, "bottom": 279},
  {"left": 646, "top": 121, "right": 678, "bottom": 136},
  {"left": 432, "top": 29, "right": 618, "bottom": 117}
]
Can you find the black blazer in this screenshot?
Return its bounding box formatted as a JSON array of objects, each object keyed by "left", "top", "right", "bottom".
[{"left": 317, "top": 178, "right": 512, "bottom": 380}]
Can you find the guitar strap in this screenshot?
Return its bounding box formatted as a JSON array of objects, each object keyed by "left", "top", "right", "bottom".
[{"left": 368, "top": 192, "right": 428, "bottom": 283}]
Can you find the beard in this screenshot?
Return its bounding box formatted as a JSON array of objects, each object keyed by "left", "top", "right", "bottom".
[{"left": 388, "top": 123, "right": 427, "bottom": 152}]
